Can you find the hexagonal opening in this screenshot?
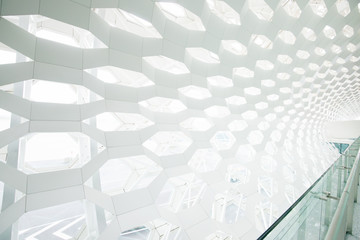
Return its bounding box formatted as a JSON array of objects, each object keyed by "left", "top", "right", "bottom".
[
  {"left": 143, "top": 55, "right": 190, "bottom": 74},
  {"left": 4, "top": 15, "right": 106, "bottom": 48},
  {"left": 210, "top": 131, "right": 236, "bottom": 151},
  {"left": 139, "top": 97, "right": 187, "bottom": 113},
  {"left": 251, "top": 34, "right": 273, "bottom": 49},
  {"left": 205, "top": 105, "right": 231, "bottom": 118},
  {"left": 248, "top": 0, "right": 273, "bottom": 21},
  {"left": 186, "top": 47, "right": 220, "bottom": 64},
  {"left": 233, "top": 67, "right": 254, "bottom": 78},
  {"left": 143, "top": 131, "right": 192, "bottom": 156},
  {"left": 277, "top": 54, "right": 293, "bottom": 64},
  {"left": 280, "top": 0, "right": 301, "bottom": 18},
  {"left": 1, "top": 80, "right": 103, "bottom": 104},
  {"left": 323, "top": 25, "right": 336, "bottom": 39},
  {"left": 156, "top": 173, "right": 206, "bottom": 212},
  {"left": 228, "top": 120, "right": 248, "bottom": 131},
  {"left": 93, "top": 8, "right": 162, "bottom": 38},
  {"left": 278, "top": 30, "right": 296, "bottom": 45},
  {"left": 84, "top": 112, "right": 154, "bottom": 131},
  {"left": 247, "top": 130, "right": 264, "bottom": 145},
  {"left": 85, "top": 66, "right": 154, "bottom": 87},
  {"left": 207, "top": 0, "right": 241, "bottom": 25},
  {"left": 20, "top": 132, "right": 103, "bottom": 173},
  {"left": 342, "top": 25, "right": 354, "bottom": 38},
  {"left": 188, "top": 148, "right": 222, "bottom": 172},
  {"left": 301, "top": 27, "right": 316, "bottom": 41},
  {"left": 156, "top": 2, "right": 205, "bottom": 31},
  {"left": 213, "top": 188, "right": 247, "bottom": 223},
  {"left": 336, "top": 0, "right": 350, "bottom": 17},
  {"left": 178, "top": 85, "right": 212, "bottom": 99},
  {"left": 236, "top": 144, "right": 256, "bottom": 163},
  {"left": 296, "top": 50, "right": 310, "bottom": 60},
  {"left": 180, "top": 117, "right": 213, "bottom": 131},
  {"left": 309, "top": 0, "right": 327, "bottom": 18},
  {"left": 92, "top": 155, "right": 163, "bottom": 195},
  {"left": 256, "top": 60, "right": 274, "bottom": 70},
  {"left": 221, "top": 40, "right": 247, "bottom": 56},
  {"left": 207, "top": 75, "right": 234, "bottom": 88},
  {"left": 226, "top": 96, "right": 247, "bottom": 106},
  {"left": 226, "top": 164, "right": 251, "bottom": 184}
]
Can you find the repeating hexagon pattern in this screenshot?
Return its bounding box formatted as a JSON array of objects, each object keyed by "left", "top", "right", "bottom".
[{"left": 0, "top": 0, "right": 359, "bottom": 239}]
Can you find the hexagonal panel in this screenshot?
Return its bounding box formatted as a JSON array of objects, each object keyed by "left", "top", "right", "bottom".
[
  {"left": 180, "top": 117, "right": 213, "bottom": 131},
  {"left": 156, "top": 2, "right": 205, "bottom": 31},
  {"left": 85, "top": 66, "right": 154, "bottom": 87},
  {"left": 139, "top": 97, "right": 187, "bottom": 113},
  {"left": 207, "top": 0, "right": 241, "bottom": 25},
  {"left": 93, "top": 8, "right": 162, "bottom": 38},
  {"left": 210, "top": 131, "right": 236, "bottom": 151},
  {"left": 221, "top": 40, "right": 247, "bottom": 56},
  {"left": 205, "top": 105, "right": 231, "bottom": 118},
  {"left": 96, "top": 155, "right": 162, "bottom": 195},
  {"left": 143, "top": 131, "right": 192, "bottom": 156},
  {"left": 188, "top": 148, "right": 222, "bottom": 173},
  {"left": 20, "top": 132, "right": 102, "bottom": 173},
  {"left": 86, "top": 112, "right": 154, "bottom": 131},
  {"left": 4, "top": 15, "right": 106, "bottom": 48},
  {"left": 157, "top": 173, "right": 206, "bottom": 212},
  {"left": 212, "top": 188, "right": 247, "bottom": 223},
  {"left": 178, "top": 85, "right": 212, "bottom": 99}
]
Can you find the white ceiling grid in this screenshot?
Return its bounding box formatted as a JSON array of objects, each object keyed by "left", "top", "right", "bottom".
[{"left": 0, "top": 0, "right": 359, "bottom": 239}]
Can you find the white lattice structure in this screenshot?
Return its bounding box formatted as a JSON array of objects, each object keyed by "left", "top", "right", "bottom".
[{"left": 0, "top": 0, "right": 359, "bottom": 239}]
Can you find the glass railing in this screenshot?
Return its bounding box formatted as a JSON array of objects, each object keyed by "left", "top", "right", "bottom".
[{"left": 258, "top": 137, "right": 360, "bottom": 240}]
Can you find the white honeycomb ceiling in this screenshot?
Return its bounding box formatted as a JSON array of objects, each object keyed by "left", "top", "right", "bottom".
[{"left": 0, "top": 0, "right": 360, "bottom": 239}]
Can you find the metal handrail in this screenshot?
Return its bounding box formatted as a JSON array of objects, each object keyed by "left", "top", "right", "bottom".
[
  {"left": 257, "top": 138, "right": 360, "bottom": 240},
  {"left": 324, "top": 143, "right": 360, "bottom": 240}
]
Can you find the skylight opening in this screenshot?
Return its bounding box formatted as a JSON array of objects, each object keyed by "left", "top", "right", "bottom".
[
  {"left": 342, "top": 25, "right": 354, "bottom": 38},
  {"left": 22, "top": 132, "right": 93, "bottom": 173},
  {"left": 221, "top": 40, "right": 248, "bottom": 56},
  {"left": 346, "top": 43, "right": 357, "bottom": 52},
  {"left": 331, "top": 45, "right": 342, "bottom": 54},
  {"left": 93, "top": 8, "right": 162, "bottom": 38},
  {"left": 143, "top": 131, "right": 192, "bottom": 156},
  {"left": 247, "top": 130, "right": 263, "bottom": 145},
  {"left": 277, "top": 73, "right": 290, "bottom": 80},
  {"left": 188, "top": 148, "right": 221, "bottom": 172},
  {"left": 242, "top": 110, "right": 258, "bottom": 120},
  {"left": 207, "top": 75, "right": 234, "bottom": 88},
  {"left": 228, "top": 120, "right": 248, "bottom": 131},
  {"left": 210, "top": 131, "right": 236, "bottom": 150},
  {"left": 249, "top": 0, "right": 274, "bottom": 22},
  {"left": 98, "top": 155, "right": 162, "bottom": 195},
  {"left": 314, "top": 47, "right": 326, "bottom": 56},
  {"left": 244, "top": 87, "right": 261, "bottom": 96},
  {"left": 4, "top": 15, "right": 106, "bottom": 48},
  {"left": 336, "top": 0, "right": 350, "bottom": 17},
  {"left": 180, "top": 117, "right": 213, "bottom": 131},
  {"left": 156, "top": 2, "right": 206, "bottom": 31},
  {"left": 255, "top": 102, "right": 268, "bottom": 110},
  {"left": 139, "top": 97, "right": 187, "bottom": 113},
  {"left": 308, "top": 63, "right": 319, "bottom": 71},
  {"left": 256, "top": 60, "right": 274, "bottom": 70},
  {"left": 278, "top": 30, "right": 296, "bottom": 45},
  {"left": 225, "top": 96, "right": 247, "bottom": 106},
  {"left": 179, "top": 85, "right": 212, "bottom": 99},
  {"left": 293, "top": 67, "right": 305, "bottom": 75},
  {"left": 301, "top": 27, "right": 317, "bottom": 41},
  {"left": 186, "top": 48, "right": 220, "bottom": 64},
  {"left": 323, "top": 25, "right": 336, "bottom": 39},
  {"left": 277, "top": 55, "right": 293, "bottom": 65},
  {"left": 281, "top": 0, "right": 301, "bottom": 18},
  {"left": 251, "top": 34, "right": 273, "bottom": 49},
  {"left": 86, "top": 66, "right": 154, "bottom": 87},
  {"left": 92, "top": 112, "right": 154, "bottom": 131},
  {"left": 309, "top": 0, "right": 328, "bottom": 18},
  {"left": 143, "top": 56, "right": 190, "bottom": 74},
  {"left": 206, "top": 0, "right": 241, "bottom": 25},
  {"left": 296, "top": 50, "right": 310, "bottom": 60},
  {"left": 261, "top": 79, "right": 276, "bottom": 87},
  {"left": 233, "top": 67, "right": 254, "bottom": 78},
  {"left": 205, "top": 105, "right": 231, "bottom": 118}
]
